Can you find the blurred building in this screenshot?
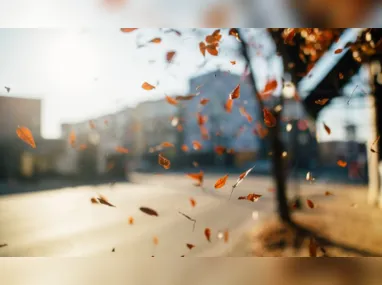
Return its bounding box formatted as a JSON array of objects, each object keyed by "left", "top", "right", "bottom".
[{"left": 0, "top": 96, "right": 65, "bottom": 182}]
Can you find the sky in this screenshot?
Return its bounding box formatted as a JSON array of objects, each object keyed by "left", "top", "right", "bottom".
[{"left": 0, "top": 28, "right": 372, "bottom": 143}]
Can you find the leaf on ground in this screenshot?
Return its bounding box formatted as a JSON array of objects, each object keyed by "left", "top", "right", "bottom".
[
  {"left": 16, "top": 126, "right": 36, "bottom": 148},
  {"left": 140, "top": 207, "right": 159, "bottom": 216},
  {"left": 323, "top": 122, "right": 331, "bottom": 135},
  {"left": 307, "top": 199, "right": 315, "bottom": 209},
  {"left": 158, "top": 153, "right": 171, "bottom": 169},
  {"left": 204, "top": 228, "right": 211, "bottom": 242},
  {"left": 214, "top": 174, "right": 229, "bottom": 189},
  {"left": 142, "top": 82, "right": 156, "bottom": 90},
  {"left": 238, "top": 193, "right": 262, "bottom": 202}
]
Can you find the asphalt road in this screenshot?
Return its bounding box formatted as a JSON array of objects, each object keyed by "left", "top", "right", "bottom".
[{"left": 0, "top": 173, "right": 279, "bottom": 257}]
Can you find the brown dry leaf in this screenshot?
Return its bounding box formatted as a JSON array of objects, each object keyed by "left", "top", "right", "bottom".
[
  {"left": 263, "top": 108, "right": 276, "bottom": 127},
  {"left": 223, "top": 230, "right": 229, "bottom": 243},
  {"left": 230, "top": 60, "right": 236, "bottom": 65},
  {"left": 89, "top": 120, "right": 96, "bottom": 129},
  {"left": 214, "top": 145, "right": 226, "bottom": 155},
  {"left": 334, "top": 48, "right": 343, "bottom": 54},
  {"left": 228, "top": 28, "right": 241, "bottom": 41},
  {"left": 199, "top": 42, "right": 206, "bottom": 56},
  {"left": 206, "top": 43, "right": 219, "bottom": 56},
  {"left": 153, "top": 236, "right": 159, "bottom": 245},
  {"left": 69, "top": 131, "right": 76, "bottom": 147},
  {"left": 90, "top": 197, "right": 99, "bottom": 204},
  {"left": 225, "top": 98, "right": 233, "bottom": 113},
  {"left": 158, "top": 153, "right": 171, "bottom": 169},
  {"left": 161, "top": 142, "right": 174, "bottom": 148},
  {"left": 166, "top": 51, "right": 176, "bottom": 63},
  {"left": 175, "top": 94, "right": 196, "bottom": 101},
  {"left": 214, "top": 174, "right": 229, "bottom": 189},
  {"left": 165, "top": 95, "right": 178, "bottom": 105},
  {"left": 142, "top": 82, "right": 156, "bottom": 90},
  {"left": 229, "top": 84, "right": 240, "bottom": 99},
  {"left": 186, "top": 171, "right": 204, "bottom": 186},
  {"left": 238, "top": 193, "right": 262, "bottom": 202},
  {"left": 115, "top": 146, "right": 129, "bottom": 154},
  {"left": 337, "top": 160, "right": 347, "bottom": 168},
  {"left": 192, "top": 140, "right": 202, "bottom": 150},
  {"left": 309, "top": 237, "right": 317, "bottom": 257},
  {"left": 197, "top": 113, "right": 208, "bottom": 126},
  {"left": 120, "top": 28, "right": 138, "bottom": 33},
  {"left": 16, "top": 126, "right": 36, "bottom": 148},
  {"left": 315, "top": 98, "right": 329, "bottom": 105},
  {"left": 204, "top": 228, "right": 211, "bottom": 242},
  {"left": 323, "top": 123, "right": 331, "bottom": 135},
  {"left": 139, "top": 207, "right": 159, "bottom": 216},
  {"left": 325, "top": 191, "right": 333, "bottom": 196},
  {"left": 0, "top": 243, "right": 8, "bottom": 248},
  {"left": 186, "top": 243, "right": 195, "bottom": 250},
  {"left": 181, "top": 144, "right": 189, "bottom": 152},
  {"left": 260, "top": 79, "right": 278, "bottom": 99},
  {"left": 190, "top": 198, "right": 196, "bottom": 208},
  {"left": 97, "top": 195, "right": 116, "bottom": 207},
  {"left": 307, "top": 199, "right": 315, "bottom": 209},
  {"left": 128, "top": 216, "right": 134, "bottom": 225},
  {"left": 150, "top": 38, "right": 162, "bottom": 44},
  {"left": 200, "top": 98, "right": 210, "bottom": 105}
]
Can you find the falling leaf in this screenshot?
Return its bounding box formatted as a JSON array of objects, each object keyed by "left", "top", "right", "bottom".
[
  {"left": 260, "top": 79, "right": 278, "bottom": 98},
  {"left": 153, "top": 236, "right": 159, "bottom": 245},
  {"left": 239, "top": 107, "right": 253, "bottom": 123},
  {"left": 165, "top": 95, "right": 178, "bottom": 105},
  {"left": 254, "top": 123, "right": 268, "bottom": 138},
  {"left": 140, "top": 207, "right": 159, "bottom": 216},
  {"left": 371, "top": 135, "right": 380, "bottom": 153},
  {"left": 307, "top": 199, "right": 315, "bottom": 209},
  {"left": 199, "top": 42, "right": 206, "bottom": 56},
  {"left": 214, "top": 174, "right": 229, "bottom": 189},
  {"left": 0, "top": 243, "right": 8, "bottom": 248},
  {"left": 238, "top": 193, "right": 262, "bottom": 202},
  {"left": 178, "top": 211, "right": 197, "bottom": 231},
  {"left": 186, "top": 243, "right": 195, "bottom": 250},
  {"left": 228, "top": 28, "right": 241, "bottom": 41},
  {"left": 158, "top": 153, "right": 171, "bottom": 169},
  {"left": 325, "top": 191, "right": 333, "bottom": 196},
  {"left": 16, "top": 126, "right": 36, "bottom": 148},
  {"left": 214, "top": 145, "right": 226, "bottom": 155},
  {"left": 90, "top": 197, "right": 99, "bottom": 204},
  {"left": 263, "top": 108, "right": 276, "bottom": 127},
  {"left": 68, "top": 131, "right": 76, "bottom": 147},
  {"left": 204, "top": 228, "right": 211, "bottom": 242},
  {"left": 309, "top": 237, "right": 317, "bottom": 257},
  {"left": 181, "top": 144, "right": 189, "bottom": 152},
  {"left": 120, "top": 28, "right": 138, "bottom": 33},
  {"left": 323, "top": 123, "right": 331, "bottom": 135},
  {"left": 200, "top": 98, "right": 210, "bottom": 105},
  {"left": 192, "top": 140, "right": 202, "bottom": 150},
  {"left": 230, "top": 60, "right": 236, "bottom": 65},
  {"left": 337, "top": 160, "right": 347, "bottom": 168},
  {"left": 230, "top": 166, "right": 255, "bottom": 199},
  {"left": 4, "top": 86, "right": 10, "bottom": 93},
  {"left": 128, "top": 216, "right": 134, "bottom": 225},
  {"left": 142, "top": 82, "right": 155, "bottom": 90},
  {"left": 97, "top": 195, "right": 116, "bottom": 207},
  {"left": 225, "top": 98, "right": 233, "bottom": 113},
  {"left": 197, "top": 113, "right": 208, "bottom": 126},
  {"left": 89, "top": 120, "right": 96, "bottom": 129},
  {"left": 334, "top": 48, "right": 343, "bottom": 54},
  {"left": 229, "top": 84, "right": 240, "bottom": 100},
  {"left": 175, "top": 94, "right": 196, "bottom": 101},
  {"left": 200, "top": 125, "right": 209, "bottom": 140},
  {"left": 111, "top": 248, "right": 115, "bottom": 252},
  {"left": 189, "top": 198, "right": 196, "bottom": 208},
  {"left": 161, "top": 142, "right": 174, "bottom": 148},
  {"left": 115, "top": 146, "right": 129, "bottom": 154},
  {"left": 206, "top": 43, "right": 219, "bottom": 56},
  {"left": 186, "top": 171, "right": 204, "bottom": 187},
  {"left": 205, "top": 29, "right": 222, "bottom": 44},
  {"left": 166, "top": 51, "right": 176, "bottom": 63},
  {"left": 223, "top": 230, "right": 229, "bottom": 243},
  {"left": 315, "top": 98, "right": 329, "bottom": 105},
  {"left": 150, "top": 38, "right": 162, "bottom": 44}
]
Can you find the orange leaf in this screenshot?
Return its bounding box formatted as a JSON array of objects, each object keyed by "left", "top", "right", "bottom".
[
  {"left": 186, "top": 171, "right": 204, "bottom": 186},
  {"left": 181, "top": 144, "right": 189, "bottom": 152},
  {"left": 115, "top": 146, "right": 129, "bottom": 154},
  {"left": 200, "top": 125, "right": 209, "bottom": 140},
  {"left": 192, "top": 140, "right": 202, "bottom": 150},
  {"left": 214, "top": 174, "right": 229, "bottom": 189},
  {"left": 254, "top": 123, "right": 268, "bottom": 138},
  {"left": 153, "top": 236, "right": 159, "bottom": 245},
  {"left": 166, "top": 51, "right": 176, "bottom": 63},
  {"left": 230, "top": 60, "right": 236, "bottom": 65},
  {"left": 323, "top": 123, "right": 331, "bottom": 135},
  {"left": 142, "top": 82, "right": 155, "bottom": 90},
  {"left": 161, "top": 142, "right": 174, "bottom": 148},
  {"left": 90, "top": 197, "right": 99, "bottom": 204},
  {"left": 199, "top": 42, "right": 206, "bottom": 56},
  {"left": 200, "top": 98, "right": 210, "bottom": 105},
  {"left": 229, "top": 84, "right": 240, "bottom": 99},
  {"left": 204, "top": 228, "right": 211, "bottom": 242},
  {"left": 89, "top": 120, "right": 96, "bottom": 129},
  {"left": 206, "top": 43, "right": 219, "bottom": 56},
  {"left": 337, "top": 160, "right": 347, "bottom": 168},
  {"left": 228, "top": 28, "right": 241, "bottom": 41},
  {"left": 186, "top": 243, "right": 195, "bottom": 250},
  {"left": 189, "top": 198, "right": 196, "bottom": 208},
  {"left": 239, "top": 107, "right": 253, "bottom": 123},
  {"left": 175, "top": 94, "right": 196, "bottom": 101},
  {"left": 205, "top": 29, "right": 222, "bottom": 44},
  {"left": 139, "top": 207, "right": 159, "bottom": 216},
  {"left": 223, "top": 230, "right": 229, "bottom": 243},
  {"left": 150, "top": 37, "right": 162, "bottom": 44},
  {"left": 120, "top": 28, "right": 138, "bottom": 33},
  {"left": 325, "top": 191, "right": 333, "bottom": 196},
  {"left": 16, "top": 126, "right": 36, "bottom": 148},
  {"left": 260, "top": 79, "right": 278, "bottom": 98},
  {"left": 225, "top": 98, "right": 233, "bottom": 113},
  {"left": 315, "top": 98, "right": 329, "bottom": 106},
  {"left": 334, "top": 48, "right": 343, "bottom": 54},
  {"left": 128, "top": 216, "right": 134, "bottom": 225},
  {"left": 307, "top": 199, "right": 315, "bottom": 209},
  {"left": 165, "top": 95, "right": 178, "bottom": 105},
  {"left": 238, "top": 193, "right": 262, "bottom": 202},
  {"left": 263, "top": 108, "right": 276, "bottom": 127},
  {"left": 309, "top": 237, "right": 317, "bottom": 257},
  {"left": 232, "top": 166, "right": 255, "bottom": 190},
  {"left": 158, "top": 153, "right": 171, "bottom": 169},
  {"left": 214, "top": 145, "right": 226, "bottom": 155},
  {"left": 69, "top": 131, "right": 76, "bottom": 147},
  {"left": 197, "top": 113, "right": 208, "bottom": 126}
]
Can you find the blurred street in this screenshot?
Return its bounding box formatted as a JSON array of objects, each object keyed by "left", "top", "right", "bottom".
[{"left": 0, "top": 172, "right": 368, "bottom": 257}]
